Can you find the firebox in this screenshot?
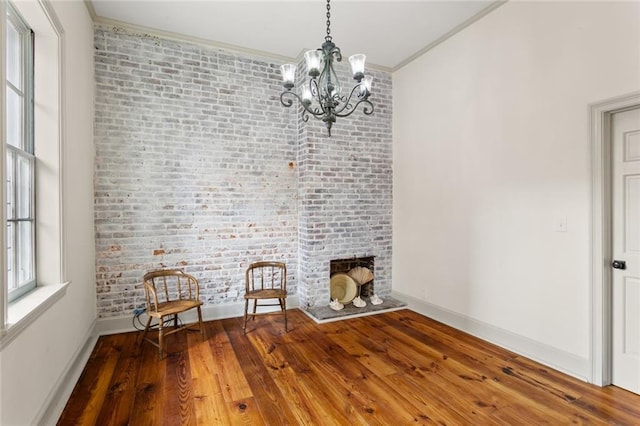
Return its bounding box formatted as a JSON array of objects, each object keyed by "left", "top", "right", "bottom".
[{"left": 330, "top": 256, "right": 375, "bottom": 299}]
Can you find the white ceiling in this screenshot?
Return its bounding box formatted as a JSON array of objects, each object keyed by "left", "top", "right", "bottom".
[{"left": 90, "top": 0, "right": 500, "bottom": 70}]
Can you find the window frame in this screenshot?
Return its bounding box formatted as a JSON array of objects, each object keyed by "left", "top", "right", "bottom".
[
  {"left": 1, "top": 0, "right": 68, "bottom": 347},
  {"left": 5, "top": 2, "right": 36, "bottom": 303}
]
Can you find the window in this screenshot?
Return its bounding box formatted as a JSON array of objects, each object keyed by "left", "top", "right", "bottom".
[
  {"left": 5, "top": 3, "right": 35, "bottom": 303},
  {"left": 1, "top": 0, "right": 65, "bottom": 344}
]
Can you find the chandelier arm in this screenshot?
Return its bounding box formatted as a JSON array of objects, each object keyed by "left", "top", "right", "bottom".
[
  {"left": 360, "top": 100, "right": 374, "bottom": 115},
  {"left": 309, "top": 79, "right": 325, "bottom": 112},
  {"left": 280, "top": 91, "right": 298, "bottom": 108},
  {"left": 309, "top": 78, "right": 319, "bottom": 97},
  {"left": 329, "top": 45, "right": 342, "bottom": 62},
  {"left": 280, "top": 90, "right": 326, "bottom": 120},
  {"left": 333, "top": 83, "right": 366, "bottom": 115},
  {"left": 335, "top": 99, "right": 374, "bottom": 118},
  {"left": 301, "top": 102, "right": 326, "bottom": 119}
]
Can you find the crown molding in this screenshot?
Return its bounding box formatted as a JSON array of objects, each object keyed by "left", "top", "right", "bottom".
[
  {"left": 83, "top": 0, "right": 97, "bottom": 21},
  {"left": 94, "top": 15, "right": 297, "bottom": 65},
  {"left": 392, "top": 0, "right": 508, "bottom": 73}
]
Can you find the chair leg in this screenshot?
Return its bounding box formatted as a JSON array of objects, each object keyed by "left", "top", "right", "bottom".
[
  {"left": 197, "top": 306, "right": 204, "bottom": 339},
  {"left": 282, "top": 298, "right": 288, "bottom": 332},
  {"left": 252, "top": 299, "right": 257, "bottom": 320},
  {"left": 158, "top": 319, "right": 165, "bottom": 359},
  {"left": 243, "top": 298, "right": 249, "bottom": 334},
  {"left": 141, "top": 315, "right": 153, "bottom": 344}
]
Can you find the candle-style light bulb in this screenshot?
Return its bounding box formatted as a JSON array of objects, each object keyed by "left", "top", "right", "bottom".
[
  {"left": 301, "top": 85, "right": 312, "bottom": 106},
  {"left": 348, "top": 54, "right": 366, "bottom": 81},
  {"left": 281, "top": 64, "right": 297, "bottom": 90},
  {"left": 304, "top": 50, "right": 322, "bottom": 78},
  {"left": 363, "top": 75, "right": 373, "bottom": 95}
]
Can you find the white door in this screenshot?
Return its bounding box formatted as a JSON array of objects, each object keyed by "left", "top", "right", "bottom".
[{"left": 612, "top": 107, "right": 640, "bottom": 394}]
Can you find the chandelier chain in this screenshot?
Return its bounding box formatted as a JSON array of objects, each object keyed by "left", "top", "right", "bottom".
[{"left": 325, "top": 0, "right": 331, "bottom": 42}]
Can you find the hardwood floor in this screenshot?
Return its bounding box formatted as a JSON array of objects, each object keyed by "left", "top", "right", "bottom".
[{"left": 58, "top": 309, "right": 640, "bottom": 425}]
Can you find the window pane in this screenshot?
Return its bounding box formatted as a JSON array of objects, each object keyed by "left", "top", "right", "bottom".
[
  {"left": 6, "top": 151, "right": 14, "bottom": 219},
  {"left": 7, "top": 221, "right": 15, "bottom": 291},
  {"left": 16, "top": 154, "right": 32, "bottom": 219},
  {"left": 17, "top": 220, "right": 34, "bottom": 285},
  {"left": 6, "top": 86, "right": 23, "bottom": 148},
  {"left": 6, "top": 3, "right": 36, "bottom": 301},
  {"left": 6, "top": 19, "right": 21, "bottom": 89}
]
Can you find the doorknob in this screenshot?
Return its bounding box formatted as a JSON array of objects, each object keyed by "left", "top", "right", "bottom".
[{"left": 612, "top": 260, "right": 626, "bottom": 270}]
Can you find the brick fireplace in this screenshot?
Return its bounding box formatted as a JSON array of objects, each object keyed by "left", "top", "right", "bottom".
[{"left": 295, "top": 56, "right": 393, "bottom": 310}]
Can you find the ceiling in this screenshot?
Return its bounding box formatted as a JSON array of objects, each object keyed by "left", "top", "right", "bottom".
[{"left": 89, "top": 0, "right": 502, "bottom": 71}]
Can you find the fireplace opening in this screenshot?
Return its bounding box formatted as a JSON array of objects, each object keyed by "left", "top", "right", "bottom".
[{"left": 330, "top": 256, "right": 375, "bottom": 300}]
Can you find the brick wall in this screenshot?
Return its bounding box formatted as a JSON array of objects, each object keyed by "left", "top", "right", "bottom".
[{"left": 94, "top": 24, "right": 392, "bottom": 317}]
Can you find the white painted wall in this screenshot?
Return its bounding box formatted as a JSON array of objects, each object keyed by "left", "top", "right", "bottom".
[
  {"left": 393, "top": 0, "right": 640, "bottom": 372},
  {"left": 0, "top": 1, "right": 95, "bottom": 424}
]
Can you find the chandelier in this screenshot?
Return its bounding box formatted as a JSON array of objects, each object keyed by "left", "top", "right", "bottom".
[{"left": 279, "top": 0, "right": 374, "bottom": 137}]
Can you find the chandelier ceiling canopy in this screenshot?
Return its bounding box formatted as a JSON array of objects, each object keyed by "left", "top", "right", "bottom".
[{"left": 279, "top": 0, "right": 374, "bottom": 137}]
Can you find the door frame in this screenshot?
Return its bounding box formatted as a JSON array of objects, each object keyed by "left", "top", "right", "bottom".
[{"left": 590, "top": 91, "right": 640, "bottom": 386}]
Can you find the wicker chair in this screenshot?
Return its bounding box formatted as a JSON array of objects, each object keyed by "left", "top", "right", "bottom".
[
  {"left": 244, "top": 261, "right": 288, "bottom": 333},
  {"left": 141, "top": 269, "right": 204, "bottom": 358}
]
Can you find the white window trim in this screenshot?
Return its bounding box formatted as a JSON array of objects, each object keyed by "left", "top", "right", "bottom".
[{"left": 0, "top": 0, "right": 68, "bottom": 349}]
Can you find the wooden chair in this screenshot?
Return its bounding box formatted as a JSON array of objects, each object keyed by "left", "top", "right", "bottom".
[
  {"left": 244, "top": 261, "right": 288, "bottom": 334},
  {"left": 141, "top": 269, "right": 204, "bottom": 358}
]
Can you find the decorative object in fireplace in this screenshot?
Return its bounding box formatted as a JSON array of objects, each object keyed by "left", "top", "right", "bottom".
[{"left": 330, "top": 256, "right": 375, "bottom": 299}]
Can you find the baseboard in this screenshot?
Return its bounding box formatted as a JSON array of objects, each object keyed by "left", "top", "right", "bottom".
[
  {"left": 95, "top": 295, "right": 300, "bottom": 336},
  {"left": 392, "top": 290, "right": 590, "bottom": 382},
  {"left": 34, "top": 320, "right": 99, "bottom": 426}
]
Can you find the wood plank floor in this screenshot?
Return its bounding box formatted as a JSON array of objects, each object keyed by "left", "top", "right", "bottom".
[{"left": 58, "top": 309, "right": 640, "bottom": 425}]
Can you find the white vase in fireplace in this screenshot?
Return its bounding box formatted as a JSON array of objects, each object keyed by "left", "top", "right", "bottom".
[
  {"left": 352, "top": 296, "right": 367, "bottom": 308},
  {"left": 329, "top": 298, "right": 344, "bottom": 311}
]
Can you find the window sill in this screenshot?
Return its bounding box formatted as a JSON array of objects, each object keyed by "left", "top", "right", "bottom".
[{"left": 0, "top": 281, "right": 70, "bottom": 350}]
